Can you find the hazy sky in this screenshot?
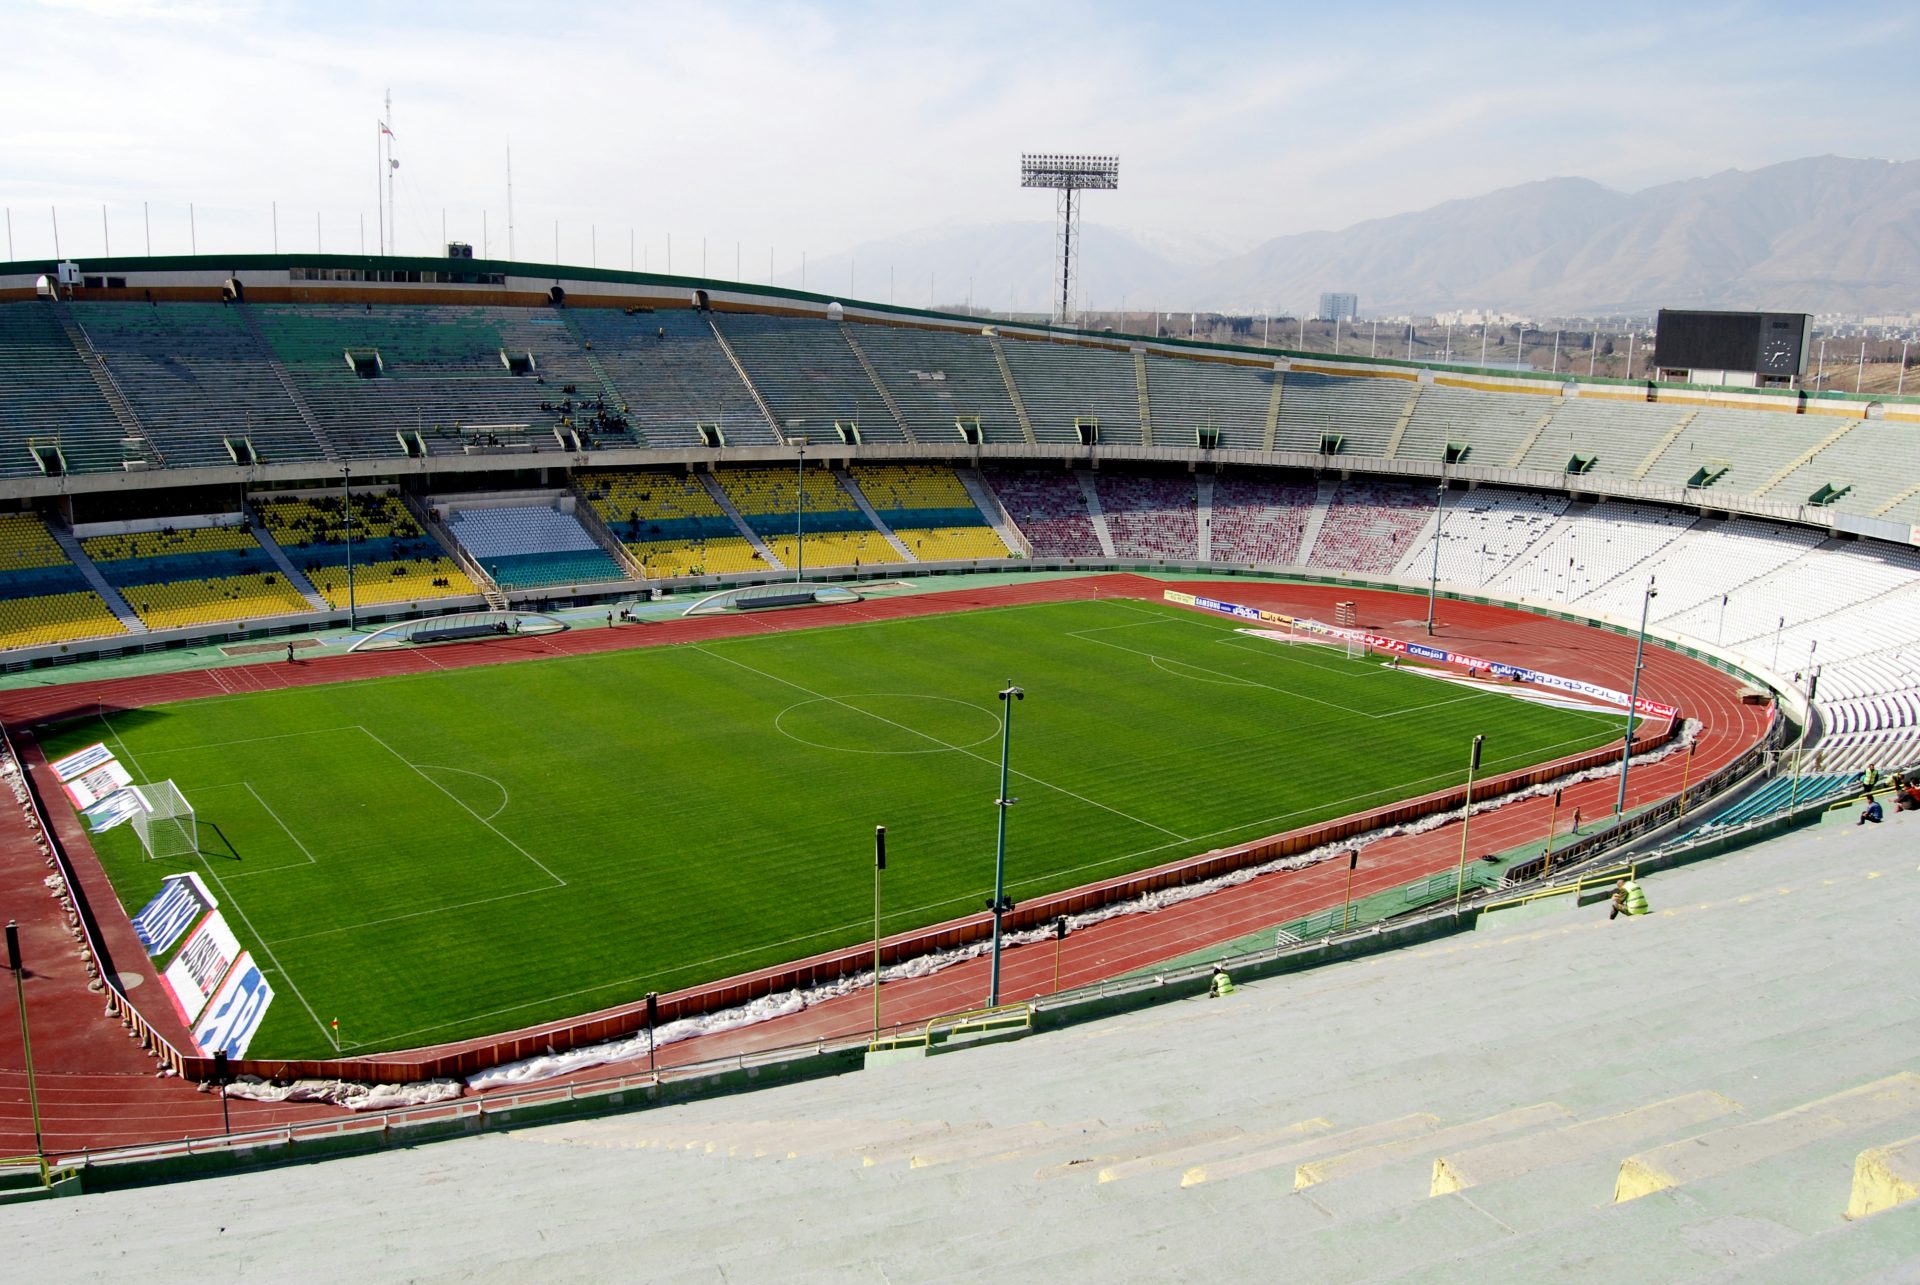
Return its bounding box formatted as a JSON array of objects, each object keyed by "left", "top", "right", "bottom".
[{"left": 4, "top": 0, "right": 1916, "bottom": 276}]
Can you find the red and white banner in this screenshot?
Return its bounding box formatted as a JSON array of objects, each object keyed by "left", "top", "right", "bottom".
[{"left": 162, "top": 912, "right": 242, "bottom": 1025}]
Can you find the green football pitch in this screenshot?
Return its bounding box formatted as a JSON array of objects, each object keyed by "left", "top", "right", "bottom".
[{"left": 50, "top": 596, "right": 1624, "bottom": 1058}]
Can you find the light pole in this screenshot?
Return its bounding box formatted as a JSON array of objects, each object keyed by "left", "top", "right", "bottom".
[
  {"left": 1453, "top": 735, "right": 1485, "bottom": 910},
  {"left": 871, "top": 825, "right": 887, "bottom": 1044},
  {"left": 1426, "top": 473, "right": 1447, "bottom": 635},
  {"left": 6, "top": 921, "right": 46, "bottom": 1184},
  {"left": 793, "top": 439, "right": 807, "bottom": 583},
  {"left": 1341, "top": 850, "right": 1359, "bottom": 930},
  {"left": 342, "top": 464, "right": 357, "bottom": 630},
  {"left": 1615, "top": 577, "right": 1659, "bottom": 815},
  {"left": 987, "top": 683, "right": 1024, "bottom": 1006},
  {"left": 1900, "top": 339, "right": 1910, "bottom": 397}
]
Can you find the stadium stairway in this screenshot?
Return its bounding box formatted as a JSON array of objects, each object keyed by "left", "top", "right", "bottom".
[
  {"left": 45, "top": 522, "right": 145, "bottom": 634},
  {"left": 697, "top": 473, "right": 784, "bottom": 567},
  {"left": 246, "top": 519, "right": 330, "bottom": 612},
  {"left": 1295, "top": 478, "right": 1338, "bottom": 564},
  {"left": 1195, "top": 472, "right": 1214, "bottom": 561},
  {"left": 13, "top": 797, "right": 1920, "bottom": 1276},
  {"left": 1075, "top": 470, "right": 1119, "bottom": 557},
  {"left": 956, "top": 466, "right": 1030, "bottom": 555},
  {"left": 833, "top": 467, "right": 915, "bottom": 560}
]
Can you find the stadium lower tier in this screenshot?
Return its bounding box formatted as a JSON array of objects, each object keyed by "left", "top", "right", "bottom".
[
  {"left": 306, "top": 558, "right": 476, "bottom": 608},
  {"left": 0, "top": 590, "right": 126, "bottom": 649},
  {"left": 125, "top": 573, "right": 313, "bottom": 632},
  {"left": 626, "top": 536, "right": 766, "bottom": 578},
  {"left": 764, "top": 530, "right": 904, "bottom": 570},
  {"left": 893, "top": 525, "right": 1012, "bottom": 561}
]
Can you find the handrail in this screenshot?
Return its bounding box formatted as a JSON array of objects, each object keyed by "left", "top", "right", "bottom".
[
  {"left": 1481, "top": 864, "right": 1636, "bottom": 914},
  {"left": 869, "top": 1002, "right": 1035, "bottom": 1052}
]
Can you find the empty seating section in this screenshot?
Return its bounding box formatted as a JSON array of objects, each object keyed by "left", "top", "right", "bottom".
[
  {"left": 853, "top": 325, "right": 1026, "bottom": 443},
  {"left": 0, "top": 511, "right": 73, "bottom": 570},
  {"left": 1515, "top": 397, "right": 1676, "bottom": 475},
  {"left": 1096, "top": 473, "right": 1198, "bottom": 559},
  {"left": 1209, "top": 476, "right": 1318, "bottom": 565},
  {"left": 1652, "top": 539, "right": 1907, "bottom": 651},
  {"left": 982, "top": 469, "right": 1102, "bottom": 556},
  {"left": 1395, "top": 489, "right": 1570, "bottom": 587},
  {"left": 1145, "top": 356, "right": 1273, "bottom": 450},
  {"left": 251, "top": 305, "right": 551, "bottom": 460},
  {"left": 715, "top": 466, "right": 900, "bottom": 569},
  {"left": 1648, "top": 408, "right": 1828, "bottom": 492},
  {"left": 0, "top": 511, "right": 123, "bottom": 649},
  {"left": 446, "top": 506, "right": 626, "bottom": 591},
  {"left": 998, "top": 340, "right": 1141, "bottom": 444},
  {"left": 1308, "top": 482, "right": 1431, "bottom": 572},
  {"left": 849, "top": 464, "right": 1009, "bottom": 561},
  {"left": 69, "top": 303, "right": 317, "bottom": 468},
  {"left": 713, "top": 315, "right": 903, "bottom": 443},
  {"left": 256, "top": 493, "right": 473, "bottom": 608},
  {"left": 1274, "top": 372, "right": 1406, "bottom": 456},
  {"left": 568, "top": 310, "right": 775, "bottom": 448},
  {"left": 1492, "top": 502, "right": 1701, "bottom": 611},
  {"left": 80, "top": 521, "right": 310, "bottom": 631},
  {"left": 579, "top": 468, "right": 764, "bottom": 578},
  {"left": 1762, "top": 419, "right": 1920, "bottom": 512},
  {"left": 0, "top": 304, "right": 125, "bottom": 477},
  {"left": 1398, "top": 385, "right": 1538, "bottom": 465}
]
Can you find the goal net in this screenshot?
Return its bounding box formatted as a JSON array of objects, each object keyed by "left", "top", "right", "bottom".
[
  {"left": 1335, "top": 602, "right": 1366, "bottom": 660},
  {"left": 131, "top": 780, "right": 197, "bottom": 860}
]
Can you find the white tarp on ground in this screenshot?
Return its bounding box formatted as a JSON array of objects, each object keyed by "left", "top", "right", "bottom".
[
  {"left": 222, "top": 1076, "right": 463, "bottom": 1111},
  {"left": 462, "top": 717, "right": 1701, "bottom": 1094}
]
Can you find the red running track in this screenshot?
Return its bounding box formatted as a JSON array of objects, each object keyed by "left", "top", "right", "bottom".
[{"left": 0, "top": 575, "right": 1767, "bottom": 1155}]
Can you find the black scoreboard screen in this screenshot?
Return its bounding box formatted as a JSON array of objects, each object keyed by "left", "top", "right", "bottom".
[{"left": 1654, "top": 310, "right": 1809, "bottom": 380}]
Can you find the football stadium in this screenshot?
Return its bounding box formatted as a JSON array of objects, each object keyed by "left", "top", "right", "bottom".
[{"left": 6, "top": 16, "right": 1920, "bottom": 1277}]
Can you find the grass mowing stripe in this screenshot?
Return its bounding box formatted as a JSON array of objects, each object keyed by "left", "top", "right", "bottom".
[{"left": 48, "top": 597, "right": 1623, "bottom": 1058}]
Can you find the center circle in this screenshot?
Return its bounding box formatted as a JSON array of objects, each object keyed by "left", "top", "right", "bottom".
[{"left": 774, "top": 694, "right": 1003, "bottom": 756}]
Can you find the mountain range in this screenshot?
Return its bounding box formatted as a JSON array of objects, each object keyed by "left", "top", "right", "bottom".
[{"left": 786, "top": 156, "right": 1920, "bottom": 318}]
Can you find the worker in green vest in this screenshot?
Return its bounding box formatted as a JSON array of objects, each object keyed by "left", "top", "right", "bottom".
[
  {"left": 1609, "top": 878, "right": 1650, "bottom": 920},
  {"left": 1208, "top": 964, "right": 1237, "bottom": 998}
]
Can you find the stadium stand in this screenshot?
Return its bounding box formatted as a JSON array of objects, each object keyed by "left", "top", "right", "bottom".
[
  {"left": 711, "top": 314, "right": 905, "bottom": 444},
  {"left": 1761, "top": 416, "right": 1920, "bottom": 513},
  {"left": 851, "top": 325, "right": 1027, "bottom": 444},
  {"left": 1095, "top": 472, "right": 1200, "bottom": 559},
  {"left": 567, "top": 309, "right": 777, "bottom": 448},
  {"left": 1396, "top": 487, "right": 1571, "bottom": 588},
  {"left": 846, "top": 463, "right": 1010, "bottom": 561},
  {"left": 254, "top": 492, "right": 475, "bottom": 608},
  {"left": 1491, "top": 501, "right": 1702, "bottom": 610},
  {"left": 1308, "top": 481, "right": 1433, "bottom": 572},
  {"left": 69, "top": 303, "right": 320, "bottom": 468},
  {"left": 250, "top": 304, "right": 567, "bottom": 460},
  {"left": 1398, "top": 383, "right": 1542, "bottom": 466},
  {"left": 0, "top": 303, "right": 129, "bottom": 477},
  {"left": 80, "top": 521, "right": 311, "bottom": 632},
  {"left": 445, "top": 505, "right": 627, "bottom": 591},
  {"left": 713, "top": 465, "right": 902, "bottom": 569},
  {"left": 1512, "top": 395, "right": 1680, "bottom": 476},
  {"left": 1208, "top": 475, "right": 1319, "bottom": 566},
  {"left": 579, "top": 468, "right": 767, "bottom": 577},
  {"left": 982, "top": 467, "right": 1104, "bottom": 556},
  {"left": 997, "top": 338, "right": 1142, "bottom": 444},
  {"left": 1275, "top": 371, "right": 1408, "bottom": 457},
  {"left": 1144, "top": 355, "right": 1273, "bottom": 451},
  {"left": 0, "top": 511, "right": 126, "bottom": 649},
  {"left": 1644, "top": 406, "right": 1830, "bottom": 493}
]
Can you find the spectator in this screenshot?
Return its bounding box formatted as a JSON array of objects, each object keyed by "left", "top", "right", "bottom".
[
  {"left": 1896, "top": 780, "right": 1920, "bottom": 813},
  {"left": 1858, "top": 794, "right": 1884, "bottom": 826}
]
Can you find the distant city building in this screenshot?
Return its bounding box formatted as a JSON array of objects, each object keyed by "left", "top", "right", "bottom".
[
  {"left": 1434, "top": 309, "right": 1534, "bottom": 327},
  {"left": 1317, "top": 292, "right": 1358, "bottom": 323}
]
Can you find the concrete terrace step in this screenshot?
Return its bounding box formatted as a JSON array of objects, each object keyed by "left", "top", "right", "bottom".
[
  {"left": 1434, "top": 1090, "right": 1743, "bottom": 1195},
  {"left": 1295, "top": 1101, "right": 1573, "bottom": 1195},
  {"left": 1181, "top": 1111, "right": 1442, "bottom": 1187},
  {"left": 1614, "top": 1072, "right": 1920, "bottom": 1203},
  {"left": 1847, "top": 1131, "right": 1920, "bottom": 1219}
]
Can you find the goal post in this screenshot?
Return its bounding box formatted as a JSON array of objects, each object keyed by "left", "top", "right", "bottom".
[{"left": 131, "top": 780, "right": 197, "bottom": 860}]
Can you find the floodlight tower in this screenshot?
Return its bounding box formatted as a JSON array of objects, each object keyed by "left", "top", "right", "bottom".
[{"left": 1020, "top": 153, "right": 1119, "bottom": 322}]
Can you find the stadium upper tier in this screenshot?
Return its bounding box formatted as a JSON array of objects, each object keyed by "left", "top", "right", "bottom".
[{"left": 4, "top": 296, "right": 1916, "bottom": 531}]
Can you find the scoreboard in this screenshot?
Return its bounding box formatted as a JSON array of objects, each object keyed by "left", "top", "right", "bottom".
[{"left": 1653, "top": 310, "right": 1809, "bottom": 387}]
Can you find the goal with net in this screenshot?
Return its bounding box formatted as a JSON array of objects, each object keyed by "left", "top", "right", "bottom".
[{"left": 131, "top": 780, "right": 197, "bottom": 860}]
